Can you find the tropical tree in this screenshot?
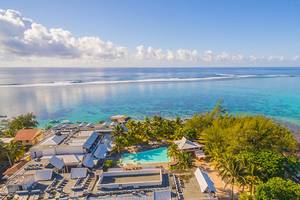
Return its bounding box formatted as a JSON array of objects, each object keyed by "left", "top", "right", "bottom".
[
  {"left": 113, "top": 136, "right": 128, "bottom": 153},
  {"left": 0, "top": 142, "right": 8, "bottom": 164},
  {"left": 243, "top": 162, "right": 261, "bottom": 197},
  {"left": 176, "top": 152, "right": 193, "bottom": 170},
  {"left": 210, "top": 99, "right": 227, "bottom": 118},
  {"left": 233, "top": 116, "right": 297, "bottom": 153},
  {"left": 254, "top": 177, "right": 300, "bottom": 200},
  {"left": 237, "top": 150, "right": 294, "bottom": 182},
  {"left": 5, "top": 113, "right": 38, "bottom": 137},
  {"left": 103, "top": 160, "right": 115, "bottom": 171},
  {"left": 217, "top": 155, "right": 246, "bottom": 200},
  {"left": 3, "top": 141, "right": 25, "bottom": 166},
  {"left": 112, "top": 124, "right": 125, "bottom": 137},
  {"left": 174, "top": 116, "right": 183, "bottom": 127},
  {"left": 167, "top": 143, "right": 180, "bottom": 160}
]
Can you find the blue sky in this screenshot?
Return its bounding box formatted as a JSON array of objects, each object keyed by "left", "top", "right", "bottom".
[{"left": 0, "top": 0, "right": 299, "bottom": 67}]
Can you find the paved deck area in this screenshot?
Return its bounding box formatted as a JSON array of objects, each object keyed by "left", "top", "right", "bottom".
[
  {"left": 101, "top": 173, "right": 161, "bottom": 184},
  {"left": 182, "top": 175, "right": 216, "bottom": 200},
  {"left": 194, "top": 160, "right": 234, "bottom": 199}
]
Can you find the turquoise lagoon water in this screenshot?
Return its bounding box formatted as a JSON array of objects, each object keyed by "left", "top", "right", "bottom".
[
  {"left": 0, "top": 67, "right": 300, "bottom": 128},
  {"left": 121, "top": 147, "right": 170, "bottom": 164}
]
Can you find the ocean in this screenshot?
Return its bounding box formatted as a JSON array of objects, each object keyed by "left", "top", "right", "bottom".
[{"left": 0, "top": 67, "right": 300, "bottom": 127}]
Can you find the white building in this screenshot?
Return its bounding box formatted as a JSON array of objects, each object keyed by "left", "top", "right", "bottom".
[{"left": 30, "top": 131, "right": 100, "bottom": 158}]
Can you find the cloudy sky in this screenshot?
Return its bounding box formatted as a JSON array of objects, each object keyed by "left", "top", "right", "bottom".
[{"left": 0, "top": 0, "right": 300, "bottom": 67}]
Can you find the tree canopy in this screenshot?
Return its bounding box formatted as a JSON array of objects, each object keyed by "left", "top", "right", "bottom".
[{"left": 255, "top": 177, "right": 300, "bottom": 200}]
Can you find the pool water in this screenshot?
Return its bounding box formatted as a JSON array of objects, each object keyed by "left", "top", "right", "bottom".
[{"left": 121, "top": 147, "right": 170, "bottom": 164}]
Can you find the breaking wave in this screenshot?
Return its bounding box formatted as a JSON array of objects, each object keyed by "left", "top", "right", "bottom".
[{"left": 0, "top": 74, "right": 294, "bottom": 88}]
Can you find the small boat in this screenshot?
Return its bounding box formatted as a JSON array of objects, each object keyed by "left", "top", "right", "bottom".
[{"left": 0, "top": 115, "right": 7, "bottom": 118}]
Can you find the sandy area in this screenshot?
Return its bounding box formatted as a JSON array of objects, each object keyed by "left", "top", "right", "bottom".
[{"left": 194, "top": 160, "right": 240, "bottom": 200}]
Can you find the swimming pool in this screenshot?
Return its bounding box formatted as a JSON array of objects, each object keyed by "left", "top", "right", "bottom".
[{"left": 121, "top": 147, "right": 170, "bottom": 164}]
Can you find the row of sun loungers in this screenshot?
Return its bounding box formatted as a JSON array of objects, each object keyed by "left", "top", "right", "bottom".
[
  {"left": 24, "top": 163, "right": 43, "bottom": 171},
  {"left": 45, "top": 178, "right": 69, "bottom": 199},
  {"left": 173, "top": 174, "right": 184, "bottom": 200},
  {"left": 72, "top": 174, "right": 91, "bottom": 191}
]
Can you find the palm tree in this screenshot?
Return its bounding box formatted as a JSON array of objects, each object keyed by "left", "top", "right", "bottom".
[
  {"left": 177, "top": 152, "right": 193, "bottom": 170},
  {"left": 4, "top": 141, "right": 25, "bottom": 166},
  {"left": 217, "top": 155, "right": 246, "bottom": 200},
  {"left": 112, "top": 124, "right": 124, "bottom": 137},
  {"left": 167, "top": 143, "right": 180, "bottom": 160},
  {"left": 244, "top": 161, "right": 261, "bottom": 198},
  {"left": 0, "top": 142, "right": 8, "bottom": 163},
  {"left": 174, "top": 116, "right": 183, "bottom": 127},
  {"left": 113, "top": 136, "right": 127, "bottom": 153}
]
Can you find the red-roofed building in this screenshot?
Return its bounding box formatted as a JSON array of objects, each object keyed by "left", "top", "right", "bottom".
[{"left": 15, "top": 128, "right": 43, "bottom": 146}]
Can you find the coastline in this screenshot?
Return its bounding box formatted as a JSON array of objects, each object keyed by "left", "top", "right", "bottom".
[{"left": 280, "top": 120, "right": 300, "bottom": 143}]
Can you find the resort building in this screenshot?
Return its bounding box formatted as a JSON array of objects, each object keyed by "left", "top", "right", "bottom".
[
  {"left": 5, "top": 163, "right": 94, "bottom": 198},
  {"left": 6, "top": 169, "right": 53, "bottom": 193},
  {"left": 2, "top": 123, "right": 113, "bottom": 199},
  {"left": 14, "top": 129, "right": 43, "bottom": 146},
  {"left": 29, "top": 129, "right": 112, "bottom": 170}
]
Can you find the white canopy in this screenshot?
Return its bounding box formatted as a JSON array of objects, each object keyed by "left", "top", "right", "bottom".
[
  {"left": 49, "top": 155, "right": 64, "bottom": 170},
  {"left": 174, "top": 137, "right": 203, "bottom": 150},
  {"left": 70, "top": 168, "right": 88, "bottom": 179},
  {"left": 194, "top": 168, "right": 216, "bottom": 193},
  {"left": 34, "top": 169, "right": 53, "bottom": 181}
]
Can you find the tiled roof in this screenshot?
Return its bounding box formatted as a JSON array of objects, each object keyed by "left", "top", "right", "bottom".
[
  {"left": 3, "top": 160, "right": 28, "bottom": 176},
  {"left": 15, "top": 128, "right": 41, "bottom": 141}
]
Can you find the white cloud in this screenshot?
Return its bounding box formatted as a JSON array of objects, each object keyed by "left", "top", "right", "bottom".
[
  {"left": 176, "top": 49, "right": 198, "bottom": 61},
  {"left": 135, "top": 45, "right": 199, "bottom": 62},
  {"left": 135, "top": 45, "right": 165, "bottom": 60},
  {"left": 292, "top": 55, "right": 300, "bottom": 61},
  {"left": 199, "top": 50, "right": 213, "bottom": 62},
  {"left": 215, "top": 52, "right": 244, "bottom": 62},
  {"left": 0, "top": 9, "right": 127, "bottom": 60},
  {"left": 267, "top": 56, "right": 285, "bottom": 62}
]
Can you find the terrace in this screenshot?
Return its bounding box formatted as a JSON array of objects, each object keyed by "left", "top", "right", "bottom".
[
  {"left": 98, "top": 168, "right": 164, "bottom": 190},
  {"left": 101, "top": 173, "right": 161, "bottom": 185}
]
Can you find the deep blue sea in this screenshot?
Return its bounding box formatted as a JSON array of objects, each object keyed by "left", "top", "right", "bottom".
[{"left": 0, "top": 67, "right": 300, "bottom": 127}]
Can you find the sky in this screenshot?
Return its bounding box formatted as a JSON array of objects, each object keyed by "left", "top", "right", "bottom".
[{"left": 0, "top": 0, "right": 300, "bottom": 67}]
